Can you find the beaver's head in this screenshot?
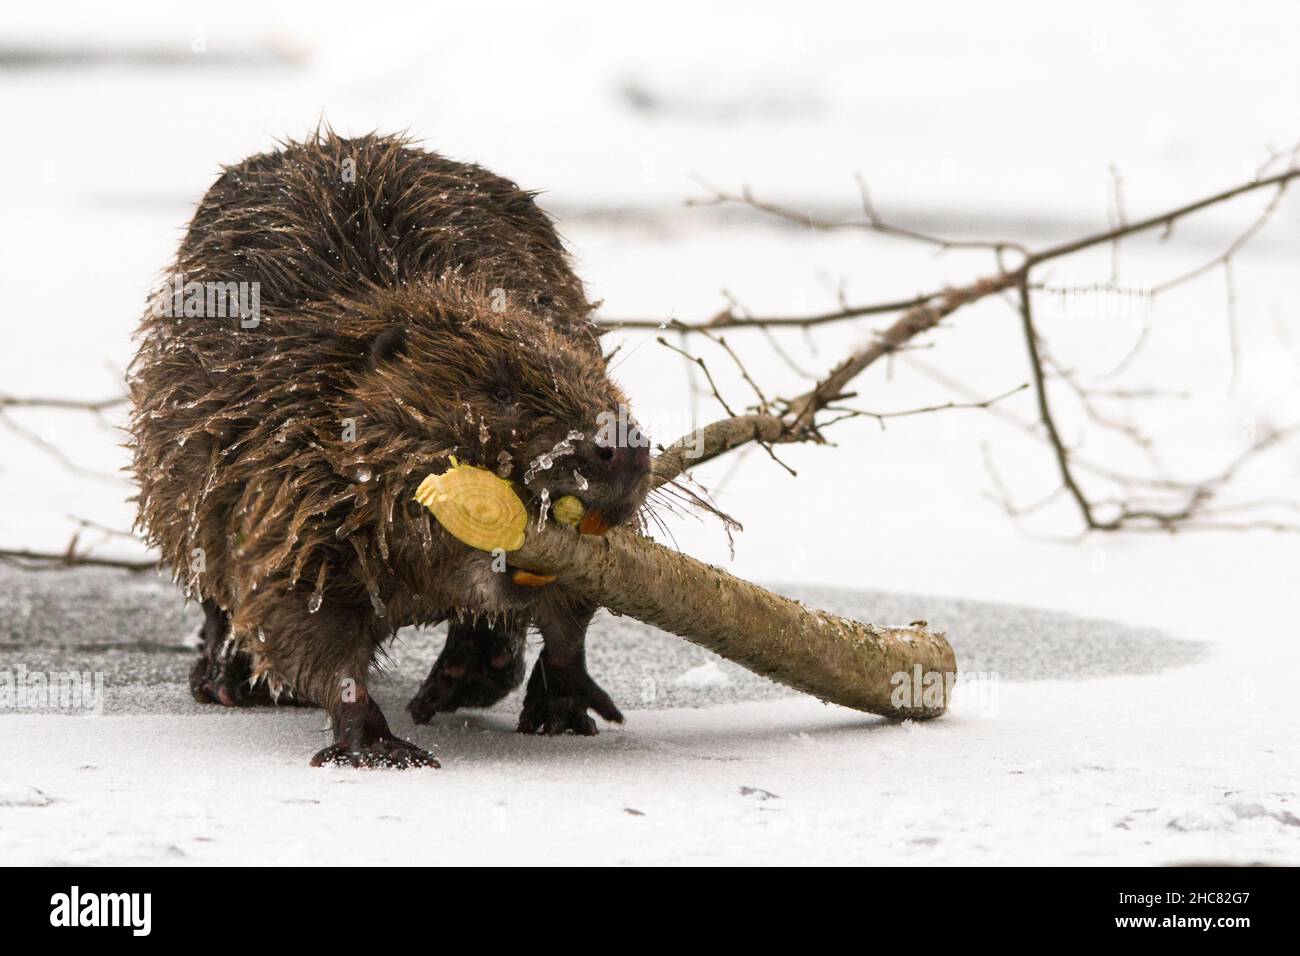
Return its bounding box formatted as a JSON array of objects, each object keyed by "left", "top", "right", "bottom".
[{"left": 349, "top": 281, "right": 652, "bottom": 567}]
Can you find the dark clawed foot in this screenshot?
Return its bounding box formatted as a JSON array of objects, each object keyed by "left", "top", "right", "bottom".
[
  {"left": 517, "top": 654, "right": 624, "bottom": 736},
  {"left": 408, "top": 634, "right": 524, "bottom": 723},
  {"left": 313, "top": 696, "right": 439, "bottom": 769},
  {"left": 309, "top": 735, "right": 440, "bottom": 769},
  {"left": 189, "top": 648, "right": 273, "bottom": 707}
]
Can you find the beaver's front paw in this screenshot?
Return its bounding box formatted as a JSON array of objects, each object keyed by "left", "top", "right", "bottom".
[
  {"left": 517, "top": 653, "right": 624, "bottom": 736},
  {"left": 408, "top": 636, "right": 525, "bottom": 723}
]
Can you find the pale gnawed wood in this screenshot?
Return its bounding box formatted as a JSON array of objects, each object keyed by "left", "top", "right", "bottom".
[
  {"left": 508, "top": 524, "right": 957, "bottom": 719},
  {"left": 413, "top": 460, "right": 527, "bottom": 553}
]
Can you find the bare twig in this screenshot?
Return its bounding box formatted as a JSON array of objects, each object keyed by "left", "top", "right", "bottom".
[
  {"left": 1015, "top": 281, "right": 1099, "bottom": 528},
  {"left": 685, "top": 175, "right": 1028, "bottom": 256},
  {"left": 0, "top": 546, "right": 156, "bottom": 572},
  {"left": 819, "top": 383, "right": 1028, "bottom": 431},
  {"left": 0, "top": 393, "right": 128, "bottom": 412},
  {"left": 656, "top": 337, "right": 738, "bottom": 418},
  {"left": 605, "top": 166, "right": 1300, "bottom": 333},
  {"left": 1014, "top": 280, "right": 1299, "bottom": 532},
  {"left": 656, "top": 335, "right": 795, "bottom": 476},
  {"left": 601, "top": 291, "right": 936, "bottom": 331},
  {"left": 0, "top": 410, "right": 129, "bottom": 483}
]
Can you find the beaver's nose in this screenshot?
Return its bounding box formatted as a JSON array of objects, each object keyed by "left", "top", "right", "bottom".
[{"left": 594, "top": 442, "right": 650, "bottom": 474}]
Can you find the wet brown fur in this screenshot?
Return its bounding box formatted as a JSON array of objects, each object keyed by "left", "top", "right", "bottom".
[{"left": 128, "top": 131, "right": 648, "bottom": 761}]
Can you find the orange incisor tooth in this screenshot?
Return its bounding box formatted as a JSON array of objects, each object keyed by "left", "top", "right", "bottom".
[
  {"left": 511, "top": 569, "right": 556, "bottom": 587},
  {"left": 578, "top": 512, "right": 610, "bottom": 536}
]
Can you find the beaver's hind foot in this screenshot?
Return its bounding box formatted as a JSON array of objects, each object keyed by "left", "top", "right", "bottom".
[
  {"left": 408, "top": 614, "right": 527, "bottom": 722},
  {"left": 312, "top": 697, "right": 439, "bottom": 769},
  {"left": 310, "top": 736, "right": 439, "bottom": 769}
]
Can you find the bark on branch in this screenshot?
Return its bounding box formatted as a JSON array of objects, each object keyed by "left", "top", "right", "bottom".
[{"left": 509, "top": 523, "right": 957, "bottom": 718}]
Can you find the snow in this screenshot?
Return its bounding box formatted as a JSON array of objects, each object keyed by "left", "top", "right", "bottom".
[
  {"left": 0, "top": 783, "right": 55, "bottom": 808},
  {"left": 3, "top": 648, "right": 1296, "bottom": 864},
  {"left": 2, "top": 559, "right": 1293, "bottom": 865},
  {"left": 1, "top": 0, "right": 1298, "bottom": 864},
  {"left": 672, "top": 661, "right": 732, "bottom": 690}
]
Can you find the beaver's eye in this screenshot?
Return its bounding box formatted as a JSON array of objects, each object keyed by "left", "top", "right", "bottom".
[{"left": 492, "top": 385, "right": 515, "bottom": 404}]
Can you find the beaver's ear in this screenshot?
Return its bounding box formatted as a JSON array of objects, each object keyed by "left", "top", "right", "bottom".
[{"left": 370, "top": 325, "right": 407, "bottom": 366}]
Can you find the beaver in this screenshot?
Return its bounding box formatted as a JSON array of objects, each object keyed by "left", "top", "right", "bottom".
[{"left": 128, "top": 131, "right": 651, "bottom": 768}]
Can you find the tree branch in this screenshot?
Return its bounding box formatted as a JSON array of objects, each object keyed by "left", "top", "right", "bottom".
[
  {"left": 508, "top": 522, "right": 957, "bottom": 718},
  {"left": 649, "top": 164, "right": 1300, "bottom": 508},
  {"left": 604, "top": 166, "right": 1299, "bottom": 333}
]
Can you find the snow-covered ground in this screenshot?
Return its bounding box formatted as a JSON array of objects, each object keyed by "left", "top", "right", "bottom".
[
  {"left": 4, "top": 679, "right": 1295, "bottom": 866},
  {"left": 1, "top": 1, "right": 1298, "bottom": 864}
]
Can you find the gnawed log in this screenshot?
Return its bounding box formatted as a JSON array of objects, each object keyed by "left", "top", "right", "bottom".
[{"left": 508, "top": 523, "right": 957, "bottom": 719}]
